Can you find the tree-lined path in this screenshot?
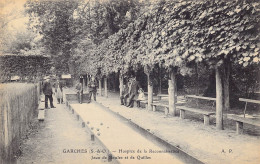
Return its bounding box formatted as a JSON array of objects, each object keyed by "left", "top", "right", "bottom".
[{"left": 1, "top": 0, "right": 260, "bottom": 163}]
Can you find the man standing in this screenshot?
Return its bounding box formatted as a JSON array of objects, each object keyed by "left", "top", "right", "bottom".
[
  {"left": 127, "top": 76, "right": 141, "bottom": 108},
  {"left": 42, "top": 76, "right": 56, "bottom": 109},
  {"left": 88, "top": 76, "right": 98, "bottom": 101}
]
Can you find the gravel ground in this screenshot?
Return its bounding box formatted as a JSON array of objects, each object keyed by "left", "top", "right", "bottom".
[
  {"left": 17, "top": 95, "right": 118, "bottom": 164},
  {"left": 97, "top": 92, "right": 260, "bottom": 164}
]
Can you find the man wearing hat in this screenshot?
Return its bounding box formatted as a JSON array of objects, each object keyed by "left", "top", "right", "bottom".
[{"left": 42, "top": 76, "right": 56, "bottom": 109}]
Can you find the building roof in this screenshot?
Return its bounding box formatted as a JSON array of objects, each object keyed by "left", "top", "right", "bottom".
[
  {"left": 61, "top": 74, "right": 72, "bottom": 79},
  {"left": 10, "top": 75, "right": 20, "bottom": 80}
]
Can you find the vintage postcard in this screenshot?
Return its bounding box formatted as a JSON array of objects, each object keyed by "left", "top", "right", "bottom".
[{"left": 0, "top": 0, "right": 260, "bottom": 164}]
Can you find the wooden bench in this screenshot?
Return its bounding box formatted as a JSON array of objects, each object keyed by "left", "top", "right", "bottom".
[
  {"left": 239, "top": 98, "right": 260, "bottom": 118},
  {"left": 140, "top": 100, "right": 159, "bottom": 109},
  {"left": 227, "top": 115, "right": 260, "bottom": 134},
  {"left": 151, "top": 101, "right": 186, "bottom": 115},
  {"left": 157, "top": 94, "right": 169, "bottom": 100},
  {"left": 176, "top": 106, "right": 215, "bottom": 125},
  {"left": 151, "top": 103, "right": 169, "bottom": 115},
  {"left": 186, "top": 95, "right": 216, "bottom": 108},
  {"left": 144, "top": 92, "right": 156, "bottom": 96},
  {"left": 186, "top": 95, "right": 216, "bottom": 101},
  {"left": 157, "top": 94, "right": 186, "bottom": 101}
]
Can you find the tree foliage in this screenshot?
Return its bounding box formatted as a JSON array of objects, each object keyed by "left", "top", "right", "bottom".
[
  {"left": 23, "top": 0, "right": 260, "bottom": 91},
  {"left": 25, "top": 0, "right": 79, "bottom": 73},
  {"left": 86, "top": 0, "right": 259, "bottom": 78},
  {"left": 0, "top": 54, "right": 51, "bottom": 82},
  {"left": 71, "top": 0, "right": 142, "bottom": 76}
]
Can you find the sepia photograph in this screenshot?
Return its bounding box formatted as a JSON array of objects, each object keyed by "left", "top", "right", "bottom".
[{"left": 0, "top": 0, "right": 260, "bottom": 163}]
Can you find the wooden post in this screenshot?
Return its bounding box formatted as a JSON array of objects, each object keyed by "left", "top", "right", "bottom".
[
  {"left": 169, "top": 68, "right": 177, "bottom": 116},
  {"left": 236, "top": 121, "right": 243, "bottom": 134},
  {"left": 195, "top": 63, "right": 199, "bottom": 106},
  {"left": 223, "top": 59, "right": 230, "bottom": 111},
  {"left": 180, "top": 109, "right": 185, "bottom": 119},
  {"left": 113, "top": 73, "right": 117, "bottom": 92},
  {"left": 91, "top": 134, "right": 95, "bottom": 141},
  {"left": 147, "top": 74, "right": 153, "bottom": 111},
  {"left": 104, "top": 76, "right": 108, "bottom": 98},
  {"left": 216, "top": 66, "right": 224, "bottom": 130},
  {"left": 204, "top": 115, "right": 210, "bottom": 125},
  {"left": 152, "top": 105, "right": 156, "bottom": 112},
  {"left": 86, "top": 75, "right": 89, "bottom": 93},
  {"left": 164, "top": 107, "right": 169, "bottom": 115},
  {"left": 98, "top": 79, "right": 102, "bottom": 96},
  {"left": 82, "top": 122, "right": 85, "bottom": 128},
  {"left": 158, "top": 66, "right": 162, "bottom": 94},
  {"left": 82, "top": 78, "right": 84, "bottom": 93}
]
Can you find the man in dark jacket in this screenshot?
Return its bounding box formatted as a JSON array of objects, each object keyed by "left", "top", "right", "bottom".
[
  {"left": 42, "top": 77, "right": 56, "bottom": 109},
  {"left": 127, "top": 76, "right": 141, "bottom": 108}
]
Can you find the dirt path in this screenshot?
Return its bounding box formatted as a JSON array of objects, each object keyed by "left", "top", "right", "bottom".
[{"left": 17, "top": 96, "right": 116, "bottom": 164}]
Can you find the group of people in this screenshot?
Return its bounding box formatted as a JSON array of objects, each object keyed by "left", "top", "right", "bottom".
[
  {"left": 42, "top": 76, "right": 64, "bottom": 109},
  {"left": 43, "top": 75, "right": 98, "bottom": 109},
  {"left": 120, "top": 76, "right": 145, "bottom": 108},
  {"left": 75, "top": 76, "right": 98, "bottom": 103},
  {"left": 43, "top": 75, "right": 145, "bottom": 109}
]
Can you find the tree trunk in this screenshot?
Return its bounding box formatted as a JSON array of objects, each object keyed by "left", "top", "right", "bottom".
[
  {"left": 113, "top": 73, "right": 117, "bottom": 92},
  {"left": 195, "top": 63, "right": 199, "bottom": 95},
  {"left": 223, "top": 59, "right": 230, "bottom": 111},
  {"left": 104, "top": 76, "right": 108, "bottom": 98},
  {"left": 98, "top": 79, "right": 102, "bottom": 96},
  {"left": 147, "top": 73, "right": 153, "bottom": 111},
  {"left": 158, "top": 66, "right": 162, "bottom": 94},
  {"left": 82, "top": 78, "right": 85, "bottom": 93},
  {"left": 216, "top": 66, "right": 224, "bottom": 130},
  {"left": 86, "top": 75, "right": 89, "bottom": 93},
  {"left": 169, "top": 68, "right": 177, "bottom": 116},
  {"left": 119, "top": 73, "right": 124, "bottom": 97}
]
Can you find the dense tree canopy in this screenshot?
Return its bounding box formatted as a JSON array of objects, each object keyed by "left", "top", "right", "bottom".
[
  {"left": 2, "top": 0, "right": 259, "bottom": 89},
  {"left": 94, "top": 0, "right": 260, "bottom": 76}
]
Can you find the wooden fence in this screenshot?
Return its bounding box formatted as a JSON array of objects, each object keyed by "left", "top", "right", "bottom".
[{"left": 0, "top": 83, "right": 40, "bottom": 163}]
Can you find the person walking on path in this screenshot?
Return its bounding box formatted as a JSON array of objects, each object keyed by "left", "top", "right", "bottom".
[
  {"left": 127, "top": 76, "right": 141, "bottom": 108},
  {"left": 55, "top": 79, "right": 64, "bottom": 104},
  {"left": 42, "top": 76, "right": 56, "bottom": 109},
  {"left": 88, "top": 76, "right": 98, "bottom": 102},
  {"left": 75, "top": 80, "right": 83, "bottom": 104}
]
